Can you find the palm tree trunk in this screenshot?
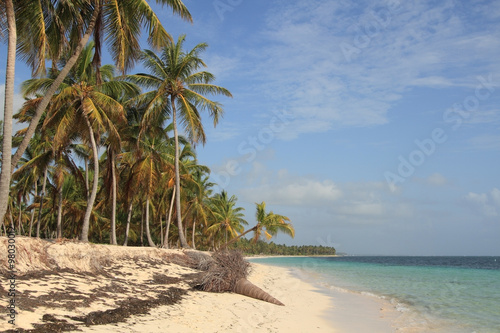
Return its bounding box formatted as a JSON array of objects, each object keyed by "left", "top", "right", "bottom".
[
  {"left": 56, "top": 187, "right": 63, "bottom": 238},
  {"left": 9, "top": 204, "right": 15, "bottom": 232},
  {"left": 85, "top": 158, "right": 89, "bottom": 200},
  {"left": 145, "top": 195, "right": 156, "bottom": 247},
  {"left": 123, "top": 201, "right": 133, "bottom": 246},
  {"left": 36, "top": 166, "right": 48, "bottom": 238},
  {"left": 192, "top": 218, "right": 197, "bottom": 250},
  {"left": 11, "top": 2, "right": 101, "bottom": 169},
  {"left": 163, "top": 187, "right": 175, "bottom": 249},
  {"left": 110, "top": 149, "right": 117, "bottom": 245},
  {"left": 160, "top": 215, "right": 163, "bottom": 247},
  {"left": 0, "top": 0, "right": 17, "bottom": 225},
  {"left": 222, "top": 225, "right": 258, "bottom": 249},
  {"left": 29, "top": 203, "right": 36, "bottom": 237},
  {"left": 171, "top": 98, "right": 189, "bottom": 248},
  {"left": 29, "top": 178, "right": 39, "bottom": 237},
  {"left": 233, "top": 278, "right": 284, "bottom": 306},
  {"left": 80, "top": 115, "right": 99, "bottom": 242}
]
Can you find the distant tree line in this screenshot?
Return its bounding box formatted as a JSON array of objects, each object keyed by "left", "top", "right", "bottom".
[{"left": 230, "top": 238, "right": 336, "bottom": 256}]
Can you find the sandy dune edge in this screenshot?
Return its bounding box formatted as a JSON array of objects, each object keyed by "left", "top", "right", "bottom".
[{"left": 0, "top": 237, "right": 335, "bottom": 332}]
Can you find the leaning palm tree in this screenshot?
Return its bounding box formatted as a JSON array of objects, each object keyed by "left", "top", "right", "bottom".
[
  {"left": 3, "top": 0, "right": 192, "bottom": 224},
  {"left": 224, "top": 202, "right": 295, "bottom": 248},
  {"left": 22, "top": 42, "right": 139, "bottom": 242},
  {"left": 128, "top": 35, "right": 232, "bottom": 248},
  {"left": 0, "top": 0, "right": 17, "bottom": 226}
]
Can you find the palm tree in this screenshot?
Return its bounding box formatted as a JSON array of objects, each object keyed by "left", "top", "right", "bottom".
[
  {"left": 128, "top": 35, "right": 232, "bottom": 247},
  {"left": 180, "top": 160, "right": 213, "bottom": 249},
  {"left": 10, "top": 133, "right": 53, "bottom": 237},
  {"left": 0, "top": 0, "right": 17, "bottom": 226},
  {"left": 22, "top": 42, "right": 139, "bottom": 242},
  {"left": 131, "top": 134, "right": 174, "bottom": 247},
  {"left": 224, "top": 202, "right": 295, "bottom": 248},
  {"left": 206, "top": 191, "right": 247, "bottom": 248},
  {"left": 3, "top": 0, "right": 192, "bottom": 224}
]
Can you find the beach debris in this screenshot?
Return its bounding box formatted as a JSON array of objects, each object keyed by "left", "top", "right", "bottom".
[{"left": 192, "top": 250, "right": 285, "bottom": 306}]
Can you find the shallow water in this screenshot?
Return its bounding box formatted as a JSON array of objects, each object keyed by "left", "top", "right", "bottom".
[{"left": 249, "top": 256, "right": 500, "bottom": 333}]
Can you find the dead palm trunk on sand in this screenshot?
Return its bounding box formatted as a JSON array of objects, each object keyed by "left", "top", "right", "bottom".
[
  {"left": 233, "top": 277, "right": 284, "bottom": 306},
  {"left": 189, "top": 250, "right": 284, "bottom": 306}
]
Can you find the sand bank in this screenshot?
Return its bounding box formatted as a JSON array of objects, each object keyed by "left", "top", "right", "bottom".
[{"left": 1, "top": 237, "right": 405, "bottom": 332}]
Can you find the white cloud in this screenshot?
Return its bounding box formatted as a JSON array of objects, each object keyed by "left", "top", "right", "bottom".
[
  {"left": 464, "top": 188, "right": 500, "bottom": 217},
  {"left": 466, "top": 134, "right": 500, "bottom": 151},
  {"left": 240, "top": 175, "right": 343, "bottom": 206},
  {"left": 425, "top": 173, "right": 449, "bottom": 186},
  {"left": 229, "top": 0, "right": 500, "bottom": 138},
  {"left": 237, "top": 164, "right": 412, "bottom": 223}
]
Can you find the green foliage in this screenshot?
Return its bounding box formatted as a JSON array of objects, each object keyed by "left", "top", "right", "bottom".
[{"left": 230, "top": 238, "right": 336, "bottom": 256}]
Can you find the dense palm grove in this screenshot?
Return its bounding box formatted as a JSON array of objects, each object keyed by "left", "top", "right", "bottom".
[
  {"left": 0, "top": 0, "right": 296, "bottom": 250},
  {"left": 231, "top": 239, "right": 336, "bottom": 256}
]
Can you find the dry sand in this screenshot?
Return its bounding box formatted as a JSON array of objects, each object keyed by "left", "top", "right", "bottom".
[{"left": 0, "top": 237, "right": 403, "bottom": 332}]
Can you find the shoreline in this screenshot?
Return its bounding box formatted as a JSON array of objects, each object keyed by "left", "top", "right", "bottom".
[{"left": 1, "top": 238, "right": 412, "bottom": 332}]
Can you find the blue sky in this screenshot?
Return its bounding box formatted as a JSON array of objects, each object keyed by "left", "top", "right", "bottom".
[{"left": 1, "top": 0, "right": 499, "bottom": 255}]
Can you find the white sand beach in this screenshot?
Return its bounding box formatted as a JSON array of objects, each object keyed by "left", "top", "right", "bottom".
[{"left": 0, "top": 237, "right": 404, "bottom": 332}]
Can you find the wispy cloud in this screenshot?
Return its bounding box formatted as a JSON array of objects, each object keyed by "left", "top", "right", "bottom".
[
  {"left": 223, "top": 0, "right": 500, "bottom": 139},
  {"left": 464, "top": 188, "right": 500, "bottom": 217},
  {"left": 466, "top": 134, "right": 500, "bottom": 151}
]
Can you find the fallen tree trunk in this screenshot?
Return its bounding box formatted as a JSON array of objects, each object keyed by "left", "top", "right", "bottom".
[
  {"left": 189, "top": 250, "right": 285, "bottom": 306},
  {"left": 233, "top": 278, "right": 284, "bottom": 306}
]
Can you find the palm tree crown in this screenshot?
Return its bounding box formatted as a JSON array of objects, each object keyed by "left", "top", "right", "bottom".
[{"left": 128, "top": 34, "right": 232, "bottom": 248}]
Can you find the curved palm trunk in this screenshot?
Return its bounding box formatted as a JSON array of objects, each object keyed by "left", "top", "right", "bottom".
[
  {"left": 123, "top": 201, "right": 133, "bottom": 246},
  {"left": 0, "top": 0, "right": 17, "bottom": 225},
  {"left": 56, "top": 187, "right": 63, "bottom": 238},
  {"left": 11, "top": 2, "right": 101, "bottom": 169},
  {"left": 110, "top": 149, "right": 117, "bottom": 245},
  {"left": 145, "top": 195, "right": 156, "bottom": 247},
  {"left": 163, "top": 187, "right": 175, "bottom": 249},
  {"left": 233, "top": 278, "right": 284, "bottom": 306},
  {"left": 171, "top": 98, "right": 189, "bottom": 248},
  {"left": 80, "top": 116, "right": 99, "bottom": 242},
  {"left": 222, "top": 225, "right": 258, "bottom": 249},
  {"left": 191, "top": 218, "right": 197, "bottom": 250},
  {"left": 36, "top": 166, "right": 48, "bottom": 238},
  {"left": 85, "top": 158, "right": 89, "bottom": 200}
]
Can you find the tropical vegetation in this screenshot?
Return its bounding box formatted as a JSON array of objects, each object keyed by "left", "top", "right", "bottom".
[
  {"left": 231, "top": 239, "right": 337, "bottom": 256},
  {"left": 0, "top": 0, "right": 297, "bottom": 250}
]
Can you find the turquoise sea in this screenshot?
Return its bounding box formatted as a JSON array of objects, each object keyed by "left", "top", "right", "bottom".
[{"left": 249, "top": 256, "right": 500, "bottom": 333}]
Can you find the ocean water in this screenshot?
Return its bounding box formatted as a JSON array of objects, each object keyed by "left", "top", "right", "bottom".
[{"left": 249, "top": 256, "right": 500, "bottom": 333}]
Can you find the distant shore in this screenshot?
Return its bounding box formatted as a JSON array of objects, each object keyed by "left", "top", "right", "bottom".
[{"left": 1, "top": 237, "right": 402, "bottom": 332}]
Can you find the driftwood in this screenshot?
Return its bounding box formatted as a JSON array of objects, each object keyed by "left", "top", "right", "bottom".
[
  {"left": 188, "top": 250, "right": 284, "bottom": 306},
  {"left": 233, "top": 278, "right": 284, "bottom": 306}
]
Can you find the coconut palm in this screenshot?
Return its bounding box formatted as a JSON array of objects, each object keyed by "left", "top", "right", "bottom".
[
  {"left": 3, "top": 0, "right": 192, "bottom": 224},
  {"left": 179, "top": 159, "right": 213, "bottom": 249},
  {"left": 129, "top": 133, "right": 175, "bottom": 247},
  {"left": 0, "top": 0, "right": 16, "bottom": 226},
  {"left": 21, "top": 42, "right": 139, "bottom": 242},
  {"left": 128, "top": 35, "right": 232, "bottom": 247},
  {"left": 206, "top": 191, "right": 247, "bottom": 248},
  {"left": 224, "top": 202, "right": 295, "bottom": 248},
  {"left": 10, "top": 133, "right": 53, "bottom": 237}
]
